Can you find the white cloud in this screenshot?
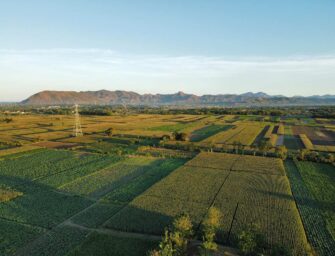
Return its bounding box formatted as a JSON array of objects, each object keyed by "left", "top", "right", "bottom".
[{"left": 0, "top": 49, "right": 334, "bottom": 101}]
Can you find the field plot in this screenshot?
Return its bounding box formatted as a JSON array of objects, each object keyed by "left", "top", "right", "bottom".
[
  {"left": 33, "top": 141, "right": 77, "bottom": 149},
  {"left": 106, "top": 152, "right": 308, "bottom": 255},
  {"left": 105, "top": 164, "right": 228, "bottom": 234},
  {"left": 292, "top": 125, "right": 335, "bottom": 146},
  {"left": 231, "top": 154, "right": 285, "bottom": 175},
  {"left": 0, "top": 175, "right": 92, "bottom": 229},
  {"left": 0, "top": 149, "right": 118, "bottom": 182},
  {"left": 0, "top": 144, "right": 41, "bottom": 157},
  {"left": 190, "top": 124, "right": 232, "bottom": 142},
  {"left": 189, "top": 153, "right": 307, "bottom": 253},
  {"left": 68, "top": 232, "right": 158, "bottom": 256},
  {"left": 103, "top": 158, "right": 186, "bottom": 204},
  {"left": 59, "top": 157, "right": 172, "bottom": 199},
  {"left": 15, "top": 225, "right": 90, "bottom": 256},
  {"left": 185, "top": 152, "right": 239, "bottom": 170},
  {"left": 0, "top": 218, "right": 44, "bottom": 256},
  {"left": 252, "top": 125, "right": 270, "bottom": 145},
  {"left": 0, "top": 185, "right": 23, "bottom": 202},
  {"left": 231, "top": 204, "right": 307, "bottom": 255},
  {"left": 71, "top": 202, "right": 123, "bottom": 228},
  {"left": 203, "top": 123, "right": 264, "bottom": 145},
  {"left": 285, "top": 160, "right": 335, "bottom": 256},
  {"left": 215, "top": 170, "right": 306, "bottom": 254},
  {"left": 284, "top": 126, "right": 304, "bottom": 150},
  {"left": 0, "top": 149, "right": 124, "bottom": 231},
  {"left": 295, "top": 161, "right": 335, "bottom": 238},
  {"left": 23, "top": 130, "right": 72, "bottom": 141},
  {"left": 202, "top": 125, "right": 243, "bottom": 144}
]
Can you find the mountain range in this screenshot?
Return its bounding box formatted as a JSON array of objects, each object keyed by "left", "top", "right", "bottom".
[{"left": 21, "top": 90, "right": 335, "bottom": 107}]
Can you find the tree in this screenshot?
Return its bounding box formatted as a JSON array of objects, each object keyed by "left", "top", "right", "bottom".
[
  {"left": 258, "top": 139, "right": 271, "bottom": 156},
  {"left": 173, "top": 132, "right": 188, "bottom": 141},
  {"left": 1, "top": 118, "right": 13, "bottom": 123},
  {"left": 238, "top": 229, "right": 257, "bottom": 255},
  {"left": 237, "top": 224, "right": 265, "bottom": 256},
  {"left": 150, "top": 214, "right": 193, "bottom": 256},
  {"left": 105, "top": 127, "right": 114, "bottom": 137},
  {"left": 201, "top": 207, "right": 222, "bottom": 254},
  {"left": 161, "top": 134, "right": 172, "bottom": 141},
  {"left": 275, "top": 145, "right": 287, "bottom": 160},
  {"left": 298, "top": 149, "right": 309, "bottom": 161},
  {"left": 149, "top": 230, "right": 175, "bottom": 256},
  {"left": 172, "top": 214, "right": 193, "bottom": 255},
  {"left": 232, "top": 141, "right": 239, "bottom": 154},
  {"left": 326, "top": 153, "right": 334, "bottom": 163},
  {"left": 250, "top": 144, "right": 257, "bottom": 156}
]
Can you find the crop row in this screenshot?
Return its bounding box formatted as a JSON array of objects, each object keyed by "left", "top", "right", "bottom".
[
  {"left": 104, "top": 164, "right": 229, "bottom": 234},
  {"left": 0, "top": 218, "right": 44, "bottom": 256},
  {"left": 67, "top": 231, "right": 158, "bottom": 256},
  {"left": 285, "top": 160, "right": 335, "bottom": 256},
  {"left": 15, "top": 225, "right": 89, "bottom": 256},
  {"left": 224, "top": 124, "right": 264, "bottom": 145},
  {"left": 202, "top": 125, "right": 244, "bottom": 144},
  {"left": 190, "top": 125, "right": 233, "bottom": 142},
  {"left": 104, "top": 152, "right": 309, "bottom": 255},
  {"left": 0, "top": 149, "right": 120, "bottom": 185},
  {"left": 186, "top": 152, "right": 285, "bottom": 175},
  {"left": 0, "top": 176, "right": 92, "bottom": 229},
  {"left": 59, "top": 157, "right": 172, "bottom": 199}
]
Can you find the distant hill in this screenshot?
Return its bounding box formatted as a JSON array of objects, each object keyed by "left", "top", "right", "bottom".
[{"left": 21, "top": 90, "right": 335, "bottom": 106}]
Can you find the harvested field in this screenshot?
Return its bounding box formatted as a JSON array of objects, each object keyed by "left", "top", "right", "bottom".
[{"left": 292, "top": 125, "right": 335, "bottom": 146}]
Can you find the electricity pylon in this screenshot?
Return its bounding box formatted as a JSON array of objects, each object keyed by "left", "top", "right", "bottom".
[{"left": 73, "top": 104, "right": 83, "bottom": 137}]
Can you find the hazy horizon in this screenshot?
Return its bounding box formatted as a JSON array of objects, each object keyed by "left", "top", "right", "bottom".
[{"left": 1, "top": 1, "right": 334, "bottom": 101}]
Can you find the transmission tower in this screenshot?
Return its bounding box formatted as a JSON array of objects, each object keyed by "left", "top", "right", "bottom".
[
  {"left": 73, "top": 104, "right": 83, "bottom": 137},
  {"left": 121, "top": 99, "right": 128, "bottom": 115}
]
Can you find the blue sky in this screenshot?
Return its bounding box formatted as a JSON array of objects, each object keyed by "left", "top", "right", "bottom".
[{"left": 0, "top": 0, "right": 334, "bottom": 101}]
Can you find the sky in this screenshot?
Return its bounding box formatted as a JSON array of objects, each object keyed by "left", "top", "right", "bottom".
[{"left": 0, "top": 0, "right": 334, "bottom": 101}]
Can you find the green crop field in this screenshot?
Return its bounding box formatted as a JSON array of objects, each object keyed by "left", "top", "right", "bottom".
[
  {"left": 105, "top": 152, "right": 309, "bottom": 255},
  {"left": 190, "top": 124, "right": 233, "bottom": 142},
  {"left": 285, "top": 160, "right": 335, "bottom": 256},
  {"left": 0, "top": 112, "right": 334, "bottom": 255},
  {"left": 68, "top": 232, "right": 158, "bottom": 256}
]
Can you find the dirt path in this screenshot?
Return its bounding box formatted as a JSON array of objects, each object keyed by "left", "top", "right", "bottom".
[
  {"left": 64, "top": 220, "right": 240, "bottom": 256},
  {"left": 64, "top": 219, "right": 162, "bottom": 241}
]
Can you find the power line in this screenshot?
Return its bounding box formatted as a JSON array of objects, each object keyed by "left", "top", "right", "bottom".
[{"left": 73, "top": 104, "right": 83, "bottom": 137}]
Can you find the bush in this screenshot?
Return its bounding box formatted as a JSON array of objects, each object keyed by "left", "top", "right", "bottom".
[{"left": 173, "top": 132, "right": 188, "bottom": 141}]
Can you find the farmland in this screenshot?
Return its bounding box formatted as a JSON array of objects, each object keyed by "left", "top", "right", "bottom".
[
  {"left": 105, "top": 153, "right": 308, "bottom": 255},
  {"left": 0, "top": 112, "right": 334, "bottom": 255},
  {"left": 285, "top": 160, "right": 335, "bottom": 256}
]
